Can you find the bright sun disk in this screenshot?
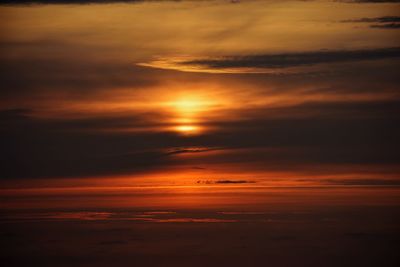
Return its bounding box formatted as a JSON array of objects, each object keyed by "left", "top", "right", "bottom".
[{"left": 174, "top": 125, "right": 199, "bottom": 134}]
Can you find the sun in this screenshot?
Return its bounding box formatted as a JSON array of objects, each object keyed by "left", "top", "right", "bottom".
[
  {"left": 162, "top": 95, "right": 215, "bottom": 135},
  {"left": 174, "top": 125, "right": 200, "bottom": 134}
]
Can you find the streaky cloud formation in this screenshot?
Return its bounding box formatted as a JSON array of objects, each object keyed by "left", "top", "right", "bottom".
[
  {"left": 196, "top": 180, "right": 254, "bottom": 184},
  {"left": 343, "top": 16, "right": 400, "bottom": 29},
  {"left": 343, "top": 16, "right": 400, "bottom": 23},
  {"left": 371, "top": 23, "right": 400, "bottom": 28},
  {"left": 140, "top": 47, "right": 400, "bottom": 73},
  {"left": 317, "top": 178, "right": 400, "bottom": 186},
  {"left": 339, "top": 0, "right": 400, "bottom": 2}
]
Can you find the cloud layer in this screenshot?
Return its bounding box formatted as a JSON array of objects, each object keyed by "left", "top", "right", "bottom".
[{"left": 140, "top": 47, "right": 400, "bottom": 73}]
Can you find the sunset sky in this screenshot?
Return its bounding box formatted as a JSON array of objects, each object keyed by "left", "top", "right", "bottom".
[{"left": 1, "top": 1, "right": 399, "bottom": 266}]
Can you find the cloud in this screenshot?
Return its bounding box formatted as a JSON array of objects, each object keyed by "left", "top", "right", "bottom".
[
  {"left": 343, "top": 17, "right": 400, "bottom": 23},
  {"left": 196, "top": 180, "right": 254, "bottom": 184},
  {"left": 0, "top": 39, "right": 172, "bottom": 111},
  {"left": 140, "top": 47, "right": 400, "bottom": 73},
  {"left": 214, "top": 180, "right": 254, "bottom": 184},
  {"left": 0, "top": 41, "right": 162, "bottom": 94},
  {"left": 342, "top": 16, "right": 400, "bottom": 29},
  {"left": 178, "top": 47, "right": 400, "bottom": 68},
  {"left": 165, "top": 147, "right": 220, "bottom": 155},
  {"left": 370, "top": 23, "right": 400, "bottom": 29},
  {"left": 316, "top": 179, "right": 400, "bottom": 186},
  {"left": 2, "top": 94, "right": 400, "bottom": 180},
  {"left": 339, "top": 0, "right": 400, "bottom": 2},
  {"left": 0, "top": 109, "right": 176, "bottom": 179}
]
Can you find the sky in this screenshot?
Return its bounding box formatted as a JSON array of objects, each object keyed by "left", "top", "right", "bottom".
[
  {"left": 1, "top": 0, "right": 399, "bottom": 190},
  {"left": 0, "top": 1, "right": 399, "bottom": 266}
]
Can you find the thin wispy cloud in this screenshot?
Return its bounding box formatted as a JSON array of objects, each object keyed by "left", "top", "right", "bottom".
[
  {"left": 140, "top": 47, "right": 400, "bottom": 73},
  {"left": 338, "top": 0, "right": 400, "bottom": 3},
  {"left": 342, "top": 16, "right": 400, "bottom": 29},
  {"left": 343, "top": 16, "right": 400, "bottom": 23},
  {"left": 370, "top": 23, "right": 400, "bottom": 28}
]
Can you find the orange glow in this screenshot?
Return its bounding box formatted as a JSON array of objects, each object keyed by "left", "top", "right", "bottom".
[
  {"left": 1, "top": 0, "right": 399, "bottom": 217},
  {"left": 169, "top": 97, "right": 214, "bottom": 114},
  {"left": 174, "top": 125, "right": 201, "bottom": 135},
  {"left": 163, "top": 95, "right": 217, "bottom": 134}
]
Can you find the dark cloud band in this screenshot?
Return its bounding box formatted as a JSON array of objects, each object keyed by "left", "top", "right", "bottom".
[
  {"left": 343, "top": 16, "right": 400, "bottom": 23},
  {"left": 342, "top": 16, "right": 400, "bottom": 29},
  {"left": 339, "top": 0, "right": 400, "bottom": 3},
  {"left": 178, "top": 47, "right": 400, "bottom": 70}
]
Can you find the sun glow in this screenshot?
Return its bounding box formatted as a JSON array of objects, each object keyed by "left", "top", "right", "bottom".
[
  {"left": 174, "top": 125, "right": 200, "bottom": 134},
  {"left": 164, "top": 95, "right": 216, "bottom": 135},
  {"left": 169, "top": 98, "right": 213, "bottom": 114}
]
